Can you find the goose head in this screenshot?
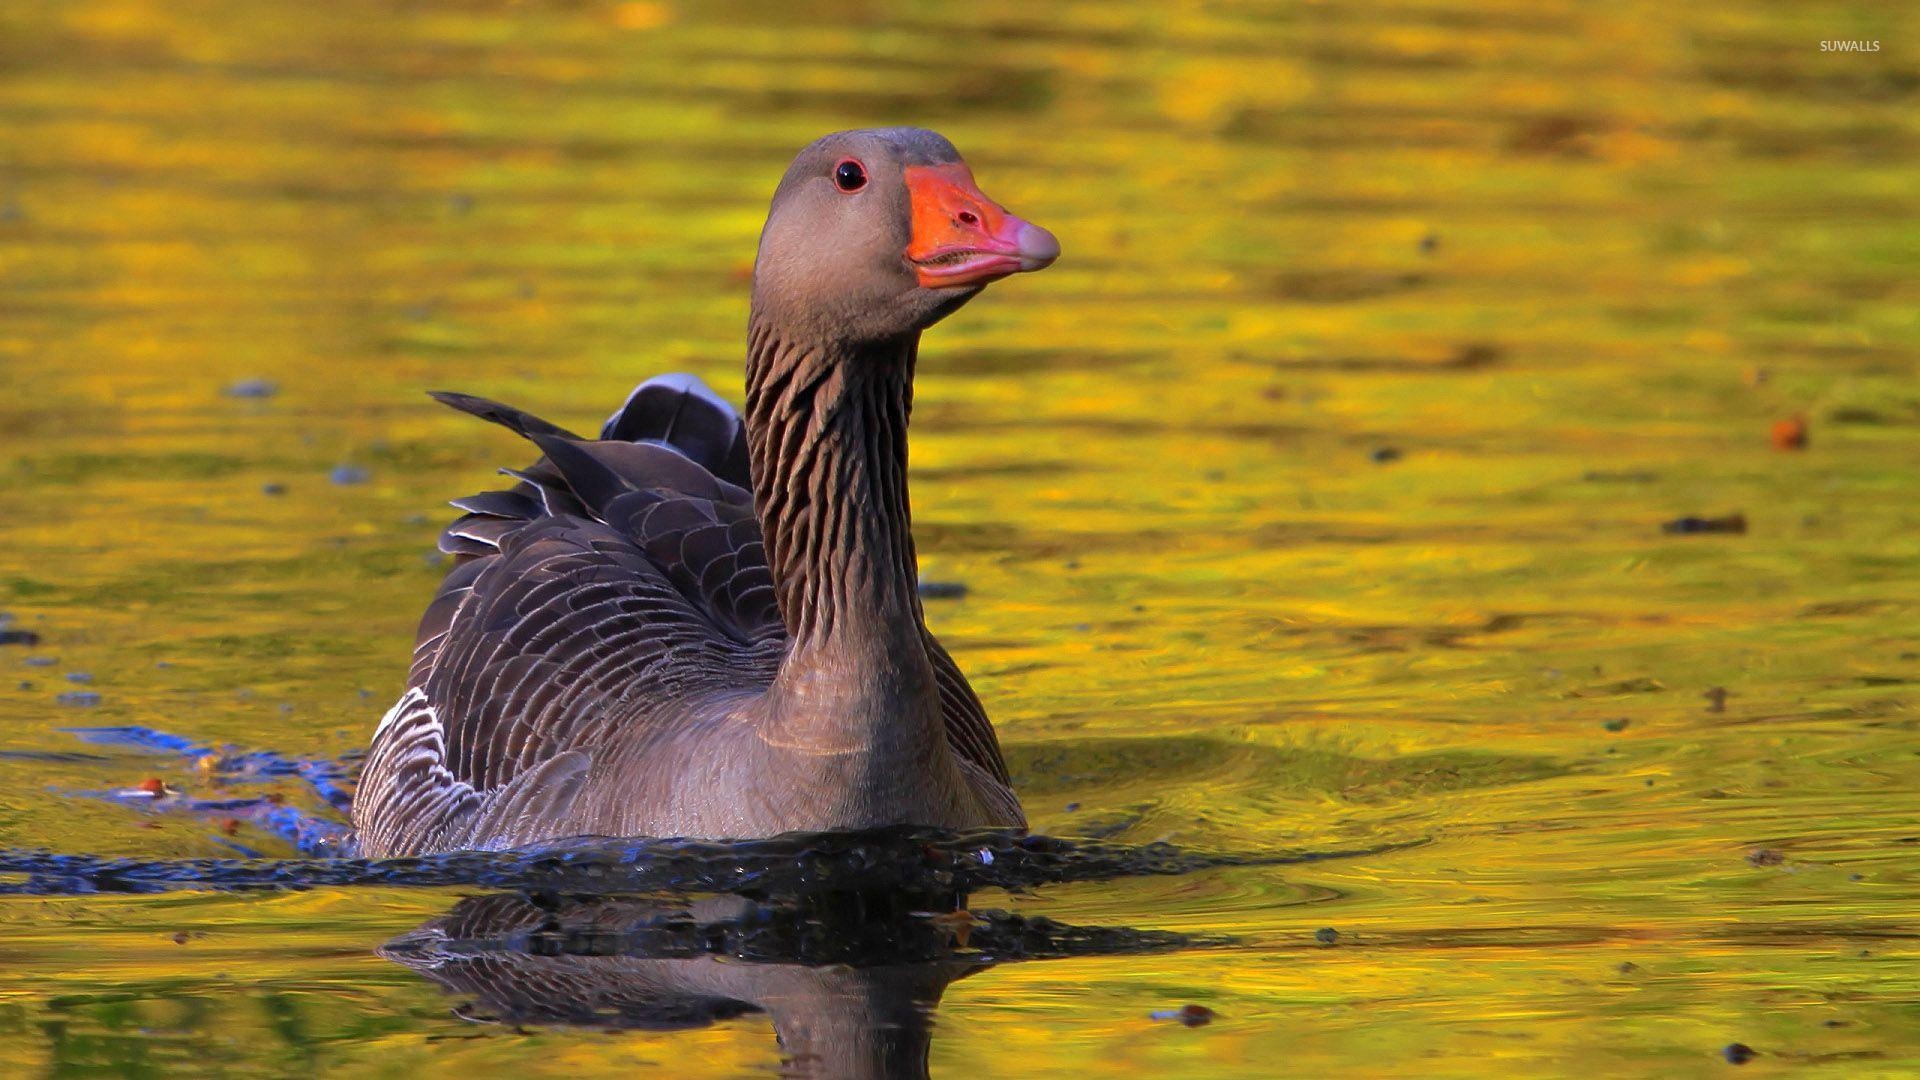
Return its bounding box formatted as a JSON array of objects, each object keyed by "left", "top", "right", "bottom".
[{"left": 751, "top": 127, "right": 1060, "bottom": 343}]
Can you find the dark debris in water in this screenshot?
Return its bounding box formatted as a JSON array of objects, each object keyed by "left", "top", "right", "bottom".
[
  {"left": 1662, "top": 513, "right": 1747, "bottom": 535},
  {"left": 1723, "top": 1042, "right": 1757, "bottom": 1065},
  {"left": 1149, "top": 1004, "right": 1216, "bottom": 1026},
  {"left": 916, "top": 579, "right": 970, "bottom": 600},
  {"left": 0, "top": 629, "right": 42, "bottom": 647},
  {"left": 222, "top": 378, "right": 279, "bottom": 399}
]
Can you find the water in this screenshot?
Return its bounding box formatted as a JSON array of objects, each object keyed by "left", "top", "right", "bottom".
[{"left": 2, "top": 0, "right": 1917, "bottom": 1074}]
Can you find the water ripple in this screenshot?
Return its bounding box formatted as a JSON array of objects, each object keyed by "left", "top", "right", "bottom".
[{"left": 0, "top": 828, "right": 1420, "bottom": 897}]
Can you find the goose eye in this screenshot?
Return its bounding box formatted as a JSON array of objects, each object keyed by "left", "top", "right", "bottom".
[{"left": 832, "top": 159, "right": 868, "bottom": 193}]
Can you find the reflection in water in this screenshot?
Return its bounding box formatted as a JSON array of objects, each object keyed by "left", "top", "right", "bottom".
[
  {"left": 0, "top": 817, "right": 1264, "bottom": 1074},
  {"left": 0, "top": 814, "right": 1285, "bottom": 1076},
  {"left": 383, "top": 890, "right": 1199, "bottom": 1079}
]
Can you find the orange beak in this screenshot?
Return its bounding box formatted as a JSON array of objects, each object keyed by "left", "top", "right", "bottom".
[{"left": 904, "top": 164, "right": 1060, "bottom": 289}]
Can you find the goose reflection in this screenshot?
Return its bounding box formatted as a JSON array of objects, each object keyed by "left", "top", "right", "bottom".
[{"left": 381, "top": 889, "right": 1196, "bottom": 1079}]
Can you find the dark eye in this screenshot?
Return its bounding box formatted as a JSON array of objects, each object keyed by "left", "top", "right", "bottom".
[{"left": 832, "top": 159, "right": 867, "bottom": 193}]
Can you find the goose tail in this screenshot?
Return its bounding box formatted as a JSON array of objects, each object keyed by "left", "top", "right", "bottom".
[
  {"left": 600, "top": 374, "right": 751, "bottom": 489},
  {"left": 427, "top": 391, "right": 581, "bottom": 442}
]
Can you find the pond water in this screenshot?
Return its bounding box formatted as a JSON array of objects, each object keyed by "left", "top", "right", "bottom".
[{"left": 2, "top": 0, "right": 1917, "bottom": 1075}]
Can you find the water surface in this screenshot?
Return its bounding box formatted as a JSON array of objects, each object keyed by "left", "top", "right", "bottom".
[{"left": 2, "top": 0, "right": 1918, "bottom": 1075}]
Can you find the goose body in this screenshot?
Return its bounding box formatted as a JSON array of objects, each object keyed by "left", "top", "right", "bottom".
[{"left": 352, "top": 128, "right": 1056, "bottom": 856}]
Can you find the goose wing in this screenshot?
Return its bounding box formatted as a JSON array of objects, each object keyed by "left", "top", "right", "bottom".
[{"left": 354, "top": 378, "right": 779, "bottom": 855}]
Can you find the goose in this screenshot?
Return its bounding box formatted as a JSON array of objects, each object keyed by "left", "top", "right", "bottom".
[{"left": 352, "top": 128, "right": 1058, "bottom": 857}]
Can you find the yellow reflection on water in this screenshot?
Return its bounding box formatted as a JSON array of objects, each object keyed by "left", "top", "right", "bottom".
[{"left": 1, "top": 0, "right": 1918, "bottom": 1075}]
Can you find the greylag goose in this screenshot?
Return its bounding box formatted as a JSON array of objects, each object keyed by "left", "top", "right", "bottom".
[{"left": 352, "top": 128, "right": 1058, "bottom": 857}]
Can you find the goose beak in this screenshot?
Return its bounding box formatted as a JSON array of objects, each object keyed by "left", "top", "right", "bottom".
[{"left": 905, "top": 164, "right": 1059, "bottom": 289}]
